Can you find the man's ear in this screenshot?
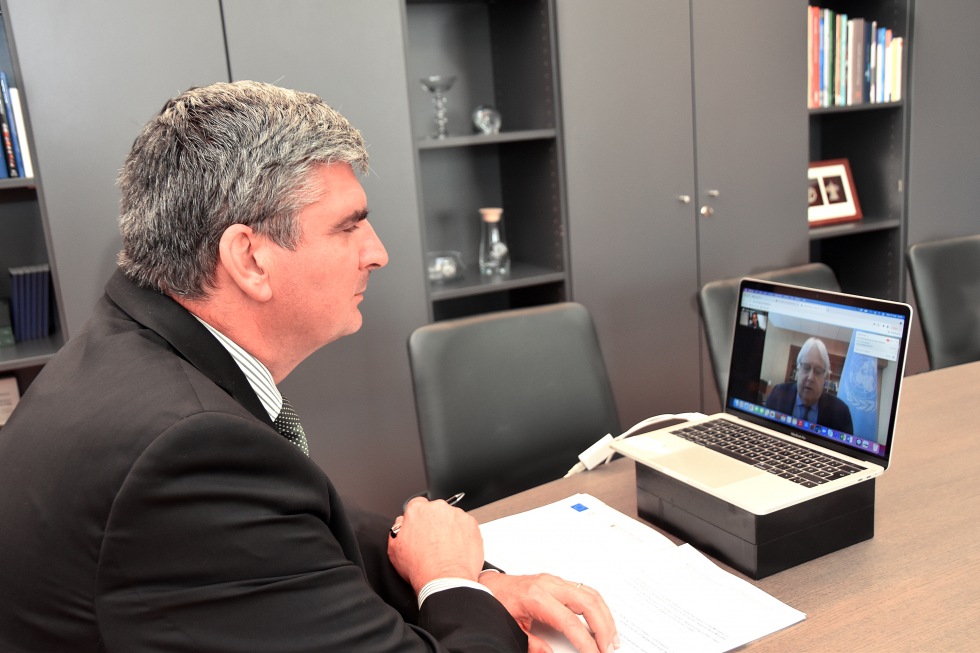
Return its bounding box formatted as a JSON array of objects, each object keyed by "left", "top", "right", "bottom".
[{"left": 217, "top": 224, "right": 274, "bottom": 302}]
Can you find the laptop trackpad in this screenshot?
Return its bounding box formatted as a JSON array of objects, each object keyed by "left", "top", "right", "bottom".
[{"left": 656, "top": 447, "right": 763, "bottom": 488}]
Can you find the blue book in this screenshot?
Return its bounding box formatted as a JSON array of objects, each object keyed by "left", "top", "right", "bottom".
[
  {"left": 863, "top": 21, "right": 873, "bottom": 103},
  {"left": 0, "top": 72, "right": 24, "bottom": 178},
  {"left": 876, "top": 27, "right": 887, "bottom": 103},
  {"left": 9, "top": 268, "right": 22, "bottom": 341},
  {"left": 41, "top": 266, "right": 49, "bottom": 337},
  {"left": 818, "top": 12, "right": 825, "bottom": 106}
]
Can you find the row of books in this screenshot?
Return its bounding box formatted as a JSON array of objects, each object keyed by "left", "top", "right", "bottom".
[
  {"left": 807, "top": 6, "right": 904, "bottom": 109},
  {"left": 0, "top": 72, "right": 31, "bottom": 179},
  {"left": 7, "top": 264, "right": 50, "bottom": 342}
]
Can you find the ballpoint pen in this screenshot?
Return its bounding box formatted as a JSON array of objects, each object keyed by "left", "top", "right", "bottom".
[{"left": 390, "top": 492, "right": 465, "bottom": 538}]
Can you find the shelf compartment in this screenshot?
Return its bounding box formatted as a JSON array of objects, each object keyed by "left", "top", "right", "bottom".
[
  {"left": 417, "top": 128, "right": 555, "bottom": 150},
  {"left": 809, "top": 108, "right": 904, "bottom": 227},
  {"left": 432, "top": 278, "right": 565, "bottom": 322},
  {"left": 0, "top": 333, "right": 64, "bottom": 373},
  {"left": 810, "top": 228, "right": 900, "bottom": 302},
  {"left": 429, "top": 261, "right": 564, "bottom": 301},
  {"left": 809, "top": 216, "right": 900, "bottom": 240},
  {"left": 419, "top": 137, "right": 565, "bottom": 275},
  {"left": 809, "top": 101, "right": 903, "bottom": 116},
  {"left": 405, "top": 0, "right": 556, "bottom": 141}
]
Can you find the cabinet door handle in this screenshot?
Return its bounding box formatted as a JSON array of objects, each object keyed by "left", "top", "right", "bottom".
[
  {"left": 707, "top": 189, "right": 720, "bottom": 197},
  {"left": 700, "top": 206, "right": 714, "bottom": 216},
  {"left": 678, "top": 195, "right": 691, "bottom": 203}
]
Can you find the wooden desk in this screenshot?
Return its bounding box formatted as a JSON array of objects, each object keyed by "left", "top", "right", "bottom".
[{"left": 471, "top": 361, "right": 980, "bottom": 652}]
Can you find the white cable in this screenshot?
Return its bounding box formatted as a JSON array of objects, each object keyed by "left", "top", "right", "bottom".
[{"left": 564, "top": 412, "right": 707, "bottom": 477}]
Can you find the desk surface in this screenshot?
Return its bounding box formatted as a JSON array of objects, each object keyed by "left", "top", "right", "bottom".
[{"left": 471, "top": 361, "right": 980, "bottom": 652}]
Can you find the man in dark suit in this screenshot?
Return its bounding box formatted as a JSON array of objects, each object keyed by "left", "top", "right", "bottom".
[
  {"left": 0, "top": 82, "right": 617, "bottom": 653},
  {"left": 765, "top": 337, "right": 854, "bottom": 434}
]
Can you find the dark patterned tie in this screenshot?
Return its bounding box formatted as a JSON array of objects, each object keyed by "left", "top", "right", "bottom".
[{"left": 274, "top": 396, "right": 310, "bottom": 457}]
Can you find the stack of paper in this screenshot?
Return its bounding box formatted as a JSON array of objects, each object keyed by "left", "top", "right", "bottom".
[{"left": 480, "top": 494, "right": 804, "bottom": 653}]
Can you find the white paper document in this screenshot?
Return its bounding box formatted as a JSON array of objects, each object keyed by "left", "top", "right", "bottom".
[{"left": 480, "top": 494, "right": 805, "bottom": 653}]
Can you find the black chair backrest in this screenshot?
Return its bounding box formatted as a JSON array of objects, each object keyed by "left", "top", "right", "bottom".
[
  {"left": 907, "top": 235, "right": 980, "bottom": 370},
  {"left": 407, "top": 302, "right": 620, "bottom": 510},
  {"left": 698, "top": 263, "right": 840, "bottom": 405}
]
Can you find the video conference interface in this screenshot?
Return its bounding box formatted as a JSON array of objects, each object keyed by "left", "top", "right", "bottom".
[{"left": 728, "top": 288, "right": 907, "bottom": 459}]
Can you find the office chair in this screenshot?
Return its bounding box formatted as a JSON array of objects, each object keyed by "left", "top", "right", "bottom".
[
  {"left": 698, "top": 263, "right": 840, "bottom": 405},
  {"left": 906, "top": 235, "right": 980, "bottom": 370},
  {"left": 407, "top": 302, "right": 620, "bottom": 510}
]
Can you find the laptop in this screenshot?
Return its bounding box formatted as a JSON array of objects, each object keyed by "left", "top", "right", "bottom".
[{"left": 613, "top": 278, "right": 912, "bottom": 515}]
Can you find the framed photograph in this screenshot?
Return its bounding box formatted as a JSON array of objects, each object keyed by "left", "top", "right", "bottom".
[{"left": 807, "top": 158, "right": 862, "bottom": 227}]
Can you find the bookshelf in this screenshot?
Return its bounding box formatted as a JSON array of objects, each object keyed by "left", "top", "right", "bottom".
[
  {"left": 807, "top": 0, "right": 913, "bottom": 302},
  {"left": 0, "top": 2, "right": 64, "bottom": 390},
  {"left": 404, "top": 0, "right": 569, "bottom": 322}
]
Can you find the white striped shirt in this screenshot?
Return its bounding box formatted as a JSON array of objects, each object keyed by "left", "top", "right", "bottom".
[
  {"left": 192, "top": 314, "right": 492, "bottom": 608},
  {"left": 193, "top": 315, "right": 281, "bottom": 422}
]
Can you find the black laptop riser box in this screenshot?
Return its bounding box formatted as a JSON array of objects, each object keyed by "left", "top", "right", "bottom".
[{"left": 635, "top": 463, "right": 875, "bottom": 580}]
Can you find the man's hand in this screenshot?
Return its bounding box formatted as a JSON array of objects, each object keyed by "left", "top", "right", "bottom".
[
  {"left": 478, "top": 571, "right": 620, "bottom": 653},
  {"left": 387, "top": 497, "right": 484, "bottom": 595}
]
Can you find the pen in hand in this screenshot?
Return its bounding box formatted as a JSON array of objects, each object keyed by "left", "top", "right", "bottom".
[{"left": 390, "top": 492, "right": 465, "bottom": 538}]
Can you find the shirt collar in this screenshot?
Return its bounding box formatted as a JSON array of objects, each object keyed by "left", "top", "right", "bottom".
[{"left": 192, "top": 315, "right": 283, "bottom": 422}]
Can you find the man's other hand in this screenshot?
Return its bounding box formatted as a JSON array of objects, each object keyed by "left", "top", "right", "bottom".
[
  {"left": 387, "top": 497, "right": 484, "bottom": 595},
  {"left": 478, "top": 571, "right": 620, "bottom": 653}
]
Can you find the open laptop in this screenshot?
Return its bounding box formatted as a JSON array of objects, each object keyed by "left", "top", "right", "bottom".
[{"left": 613, "top": 278, "right": 912, "bottom": 515}]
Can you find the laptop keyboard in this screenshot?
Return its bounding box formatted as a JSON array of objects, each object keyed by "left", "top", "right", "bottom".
[{"left": 671, "top": 419, "right": 866, "bottom": 488}]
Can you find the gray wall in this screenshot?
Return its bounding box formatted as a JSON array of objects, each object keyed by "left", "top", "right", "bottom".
[{"left": 7, "top": 0, "right": 230, "bottom": 336}]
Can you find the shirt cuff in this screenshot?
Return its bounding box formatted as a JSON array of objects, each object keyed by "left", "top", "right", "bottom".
[{"left": 417, "top": 577, "right": 494, "bottom": 609}]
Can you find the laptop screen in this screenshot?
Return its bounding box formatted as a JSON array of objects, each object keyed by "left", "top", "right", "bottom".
[{"left": 726, "top": 279, "right": 911, "bottom": 465}]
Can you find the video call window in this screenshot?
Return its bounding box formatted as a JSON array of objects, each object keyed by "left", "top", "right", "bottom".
[{"left": 729, "top": 290, "right": 905, "bottom": 452}]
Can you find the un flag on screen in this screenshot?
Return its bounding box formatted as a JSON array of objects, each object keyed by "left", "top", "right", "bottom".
[{"left": 838, "top": 332, "right": 878, "bottom": 440}]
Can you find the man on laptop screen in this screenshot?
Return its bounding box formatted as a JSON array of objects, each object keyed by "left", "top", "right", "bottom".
[{"left": 764, "top": 337, "right": 853, "bottom": 434}]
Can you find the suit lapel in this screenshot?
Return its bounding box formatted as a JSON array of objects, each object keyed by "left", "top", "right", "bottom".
[
  {"left": 103, "top": 269, "right": 274, "bottom": 430},
  {"left": 104, "top": 270, "right": 368, "bottom": 571}
]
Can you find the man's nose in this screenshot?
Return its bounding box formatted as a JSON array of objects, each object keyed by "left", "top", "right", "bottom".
[{"left": 360, "top": 220, "right": 389, "bottom": 270}]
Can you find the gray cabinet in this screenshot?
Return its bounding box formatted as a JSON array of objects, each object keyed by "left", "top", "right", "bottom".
[{"left": 558, "top": 0, "right": 807, "bottom": 423}]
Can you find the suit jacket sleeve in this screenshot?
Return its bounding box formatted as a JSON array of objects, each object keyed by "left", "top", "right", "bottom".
[{"left": 94, "top": 410, "right": 525, "bottom": 653}]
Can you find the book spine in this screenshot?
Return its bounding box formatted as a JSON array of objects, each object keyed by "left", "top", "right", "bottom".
[
  {"left": 9, "top": 88, "right": 32, "bottom": 178},
  {"left": 0, "top": 73, "right": 23, "bottom": 177},
  {"left": 826, "top": 9, "right": 834, "bottom": 108},
  {"left": 823, "top": 9, "right": 834, "bottom": 108},
  {"left": 811, "top": 7, "right": 820, "bottom": 108},
  {"left": 807, "top": 7, "right": 813, "bottom": 109},
  {"left": 834, "top": 14, "right": 841, "bottom": 106},
  {"left": 817, "top": 9, "right": 826, "bottom": 107},
  {"left": 9, "top": 268, "right": 22, "bottom": 342},
  {"left": 877, "top": 27, "right": 885, "bottom": 102},
  {"left": 0, "top": 98, "right": 17, "bottom": 178},
  {"left": 884, "top": 29, "right": 893, "bottom": 102},
  {"left": 41, "top": 266, "right": 49, "bottom": 337},
  {"left": 870, "top": 21, "right": 878, "bottom": 102},
  {"left": 893, "top": 37, "right": 904, "bottom": 101},
  {"left": 27, "top": 267, "right": 36, "bottom": 340},
  {"left": 852, "top": 18, "right": 865, "bottom": 106},
  {"left": 844, "top": 19, "right": 854, "bottom": 106},
  {"left": 839, "top": 15, "right": 848, "bottom": 105}
]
